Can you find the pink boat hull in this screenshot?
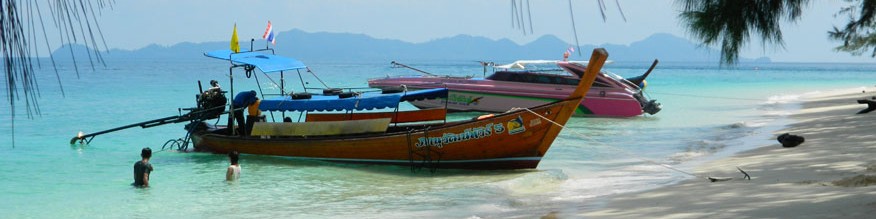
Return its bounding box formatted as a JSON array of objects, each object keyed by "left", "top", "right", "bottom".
[{"left": 369, "top": 64, "right": 658, "bottom": 117}]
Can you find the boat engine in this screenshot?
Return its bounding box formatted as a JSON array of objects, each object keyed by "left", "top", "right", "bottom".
[
  {"left": 196, "top": 90, "right": 227, "bottom": 120},
  {"left": 633, "top": 92, "right": 661, "bottom": 115},
  {"left": 642, "top": 99, "right": 662, "bottom": 115}
]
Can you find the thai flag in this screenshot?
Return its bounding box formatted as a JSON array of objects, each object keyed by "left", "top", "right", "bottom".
[
  {"left": 262, "top": 21, "right": 272, "bottom": 39},
  {"left": 266, "top": 31, "right": 276, "bottom": 45},
  {"left": 262, "top": 21, "right": 277, "bottom": 45},
  {"left": 566, "top": 46, "right": 575, "bottom": 54}
]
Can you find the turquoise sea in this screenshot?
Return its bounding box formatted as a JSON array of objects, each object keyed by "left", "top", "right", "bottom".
[{"left": 3, "top": 57, "right": 876, "bottom": 218}]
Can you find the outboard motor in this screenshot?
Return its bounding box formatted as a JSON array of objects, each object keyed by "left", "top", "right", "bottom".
[
  {"left": 196, "top": 90, "right": 227, "bottom": 120},
  {"left": 627, "top": 59, "right": 661, "bottom": 115},
  {"left": 642, "top": 99, "right": 662, "bottom": 115},
  {"left": 633, "top": 92, "right": 661, "bottom": 115}
]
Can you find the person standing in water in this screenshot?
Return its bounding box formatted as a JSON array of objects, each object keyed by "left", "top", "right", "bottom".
[
  {"left": 231, "top": 90, "right": 259, "bottom": 136},
  {"left": 226, "top": 151, "right": 241, "bottom": 181},
  {"left": 133, "top": 147, "right": 154, "bottom": 187},
  {"left": 245, "top": 97, "right": 263, "bottom": 135}
]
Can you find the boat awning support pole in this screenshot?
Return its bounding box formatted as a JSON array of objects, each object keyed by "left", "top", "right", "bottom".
[
  {"left": 393, "top": 90, "right": 403, "bottom": 125},
  {"left": 280, "top": 71, "right": 285, "bottom": 120},
  {"left": 295, "top": 69, "right": 306, "bottom": 122},
  {"left": 228, "top": 65, "right": 236, "bottom": 136},
  {"left": 443, "top": 85, "right": 449, "bottom": 124},
  {"left": 296, "top": 69, "right": 306, "bottom": 92}
]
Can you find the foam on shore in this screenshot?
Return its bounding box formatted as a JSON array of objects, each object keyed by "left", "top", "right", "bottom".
[{"left": 578, "top": 86, "right": 876, "bottom": 218}]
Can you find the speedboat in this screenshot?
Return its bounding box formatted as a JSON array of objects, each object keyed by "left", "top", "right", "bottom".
[{"left": 368, "top": 60, "right": 661, "bottom": 117}]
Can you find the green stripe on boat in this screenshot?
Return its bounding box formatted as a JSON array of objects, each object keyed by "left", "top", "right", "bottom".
[{"left": 444, "top": 90, "right": 594, "bottom": 116}]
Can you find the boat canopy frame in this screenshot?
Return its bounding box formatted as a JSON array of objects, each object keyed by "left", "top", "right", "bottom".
[
  {"left": 204, "top": 46, "right": 449, "bottom": 136},
  {"left": 258, "top": 88, "right": 448, "bottom": 112},
  {"left": 205, "top": 46, "right": 327, "bottom": 134}
]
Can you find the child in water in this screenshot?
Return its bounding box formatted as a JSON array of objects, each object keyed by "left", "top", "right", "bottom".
[{"left": 226, "top": 151, "right": 241, "bottom": 181}]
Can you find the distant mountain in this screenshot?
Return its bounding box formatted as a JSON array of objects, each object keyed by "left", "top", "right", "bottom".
[{"left": 52, "top": 29, "right": 769, "bottom": 63}]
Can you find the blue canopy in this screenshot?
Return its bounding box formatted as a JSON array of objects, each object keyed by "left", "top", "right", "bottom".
[
  {"left": 205, "top": 50, "right": 307, "bottom": 73},
  {"left": 259, "top": 88, "right": 448, "bottom": 112}
]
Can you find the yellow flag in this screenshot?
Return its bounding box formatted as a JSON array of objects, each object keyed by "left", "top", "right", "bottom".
[{"left": 230, "top": 24, "right": 240, "bottom": 53}]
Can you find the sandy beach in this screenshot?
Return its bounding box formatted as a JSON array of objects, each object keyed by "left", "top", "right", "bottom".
[{"left": 579, "top": 87, "right": 876, "bottom": 218}]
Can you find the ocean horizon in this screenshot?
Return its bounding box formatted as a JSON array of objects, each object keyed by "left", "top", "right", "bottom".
[{"left": 3, "top": 57, "right": 876, "bottom": 218}]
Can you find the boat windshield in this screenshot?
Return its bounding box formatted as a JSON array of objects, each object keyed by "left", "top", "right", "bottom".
[
  {"left": 487, "top": 71, "right": 611, "bottom": 87},
  {"left": 602, "top": 71, "right": 626, "bottom": 81}
]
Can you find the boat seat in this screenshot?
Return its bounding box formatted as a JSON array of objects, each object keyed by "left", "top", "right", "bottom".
[
  {"left": 250, "top": 118, "right": 391, "bottom": 137},
  {"left": 305, "top": 108, "right": 446, "bottom": 123}
]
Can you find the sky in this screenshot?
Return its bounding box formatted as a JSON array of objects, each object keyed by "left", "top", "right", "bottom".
[{"left": 41, "top": 0, "right": 875, "bottom": 63}]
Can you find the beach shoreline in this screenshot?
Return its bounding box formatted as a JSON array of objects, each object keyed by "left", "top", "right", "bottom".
[{"left": 576, "top": 87, "right": 876, "bottom": 218}]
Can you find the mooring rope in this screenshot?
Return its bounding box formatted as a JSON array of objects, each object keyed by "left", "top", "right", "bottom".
[
  {"left": 406, "top": 129, "right": 415, "bottom": 172},
  {"left": 510, "top": 107, "right": 709, "bottom": 180},
  {"left": 306, "top": 67, "right": 330, "bottom": 89},
  {"left": 159, "top": 137, "right": 189, "bottom": 152}
]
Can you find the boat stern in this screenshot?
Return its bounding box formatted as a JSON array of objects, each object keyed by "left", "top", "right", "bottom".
[{"left": 633, "top": 91, "right": 662, "bottom": 115}]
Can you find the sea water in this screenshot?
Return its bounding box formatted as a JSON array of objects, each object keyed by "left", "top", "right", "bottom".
[{"left": 2, "top": 58, "right": 876, "bottom": 218}]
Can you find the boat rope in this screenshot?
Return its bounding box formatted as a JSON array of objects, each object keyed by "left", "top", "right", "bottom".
[
  {"left": 648, "top": 91, "right": 766, "bottom": 101},
  {"left": 306, "top": 67, "right": 330, "bottom": 89},
  {"left": 160, "top": 126, "right": 194, "bottom": 152},
  {"left": 525, "top": 0, "right": 534, "bottom": 34},
  {"left": 251, "top": 70, "right": 285, "bottom": 123},
  {"left": 597, "top": 0, "right": 607, "bottom": 22},
  {"left": 251, "top": 70, "right": 277, "bottom": 122},
  {"left": 510, "top": 107, "right": 711, "bottom": 181},
  {"left": 254, "top": 70, "right": 265, "bottom": 99},
  {"left": 404, "top": 126, "right": 442, "bottom": 173},
  {"left": 390, "top": 61, "right": 437, "bottom": 77},
  {"left": 159, "top": 138, "right": 188, "bottom": 152},
  {"left": 615, "top": 0, "right": 628, "bottom": 22},
  {"left": 421, "top": 126, "right": 441, "bottom": 173},
  {"left": 406, "top": 129, "right": 416, "bottom": 172},
  {"left": 567, "top": 0, "right": 582, "bottom": 56},
  {"left": 249, "top": 70, "right": 280, "bottom": 94},
  {"left": 244, "top": 65, "right": 255, "bottom": 78}
]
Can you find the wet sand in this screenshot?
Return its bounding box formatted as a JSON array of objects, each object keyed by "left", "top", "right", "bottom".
[{"left": 578, "top": 87, "right": 876, "bottom": 218}]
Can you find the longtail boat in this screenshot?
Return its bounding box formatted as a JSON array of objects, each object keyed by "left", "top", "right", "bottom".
[{"left": 149, "top": 48, "right": 604, "bottom": 171}]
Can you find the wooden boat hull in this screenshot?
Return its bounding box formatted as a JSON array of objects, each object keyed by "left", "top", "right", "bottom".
[
  {"left": 191, "top": 48, "right": 610, "bottom": 170},
  {"left": 191, "top": 98, "right": 578, "bottom": 170}
]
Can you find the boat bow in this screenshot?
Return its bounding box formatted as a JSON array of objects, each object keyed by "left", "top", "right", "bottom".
[{"left": 534, "top": 48, "right": 608, "bottom": 154}]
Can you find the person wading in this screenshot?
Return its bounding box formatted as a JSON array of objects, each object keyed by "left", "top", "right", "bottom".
[
  {"left": 227, "top": 151, "right": 241, "bottom": 181},
  {"left": 132, "top": 147, "right": 154, "bottom": 188}
]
